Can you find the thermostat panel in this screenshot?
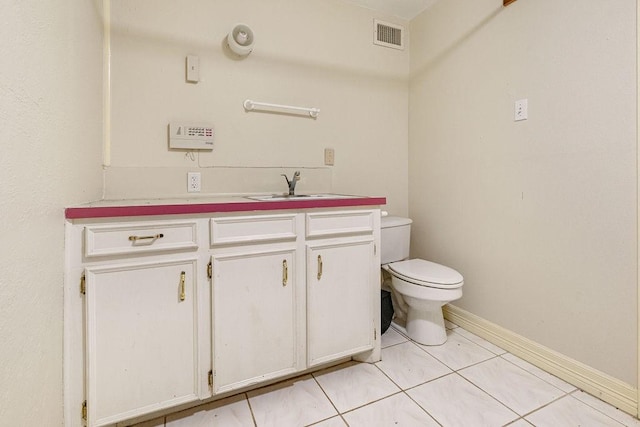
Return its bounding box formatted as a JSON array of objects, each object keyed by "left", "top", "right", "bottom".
[{"left": 169, "top": 123, "right": 214, "bottom": 150}]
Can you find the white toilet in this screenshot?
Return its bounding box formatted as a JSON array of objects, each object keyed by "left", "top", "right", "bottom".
[{"left": 381, "top": 216, "right": 464, "bottom": 346}]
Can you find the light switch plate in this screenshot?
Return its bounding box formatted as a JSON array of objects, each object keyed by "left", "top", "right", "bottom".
[
  {"left": 186, "top": 55, "right": 199, "bottom": 83},
  {"left": 515, "top": 99, "right": 528, "bottom": 121}
]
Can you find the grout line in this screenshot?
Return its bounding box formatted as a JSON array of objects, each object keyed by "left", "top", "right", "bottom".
[
  {"left": 375, "top": 343, "right": 455, "bottom": 394},
  {"left": 372, "top": 347, "right": 452, "bottom": 392},
  {"left": 409, "top": 329, "right": 500, "bottom": 371},
  {"left": 502, "top": 417, "right": 531, "bottom": 426},
  {"left": 510, "top": 390, "right": 625, "bottom": 426},
  {"left": 498, "top": 352, "right": 576, "bottom": 394},
  {"left": 372, "top": 357, "right": 416, "bottom": 391},
  {"left": 244, "top": 392, "right": 258, "bottom": 427},
  {"left": 372, "top": 340, "right": 468, "bottom": 427},
  {"left": 453, "top": 327, "right": 509, "bottom": 356},
  {"left": 517, "top": 392, "right": 577, "bottom": 421},
  {"left": 304, "top": 413, "right": 349, "bottom": 427},
  {"left": 566, "top": 390, "right": 632, "bottom": 426},
  {"left": 454, "top": 371, "right": 521, "bottom": 421},
  {"left": 380, "top": 339, "right": 410, "bottom": 350},
  {"left": 337, "top": 390, "right": 405, "bottom": 416},
  {"left": 313, "top": 362, "right": 406, "bottom": 417},
  {"left": 398, "top": 370, "right": 455, "bottom": 395},
  {"left": 402, "top": 389, "right": 445, "bottom": 427},
  {"left": 310, "top": 369, "right": 344, "bottom": 421}
]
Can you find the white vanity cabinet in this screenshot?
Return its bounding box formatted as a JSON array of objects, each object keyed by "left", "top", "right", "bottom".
[
  {"left": 66, "top": 219, "right": 210, "bottom": 427},
  {"left": 305, "top": 211, "right": 378, "bottom": 367},
  {"left": 209, "top": 214, "right": 304, "bottom": 394},
  {"left": 84, "top": 259, "right": 200, "bottom": 426},
  {"left": 65, "top": 203, "right": 382, "bottom": 427}
]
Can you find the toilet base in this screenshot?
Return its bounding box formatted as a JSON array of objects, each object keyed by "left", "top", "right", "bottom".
[
  {"left": 405, "top": 304, "right": 447, "bottom": 345},
  {"left": 387, "top": 267, "right": 462, "bottom": 347}
]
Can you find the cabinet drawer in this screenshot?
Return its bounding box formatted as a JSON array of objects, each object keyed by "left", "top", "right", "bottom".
[
  {"left": 210, "top": 214, "right": 298, "bottom": 245},
  {"left": 306, "top": 210, "right": 374, "bottom": 238},
  {"left": 84, "top": 221, "right": 198, "bottom": 257}
]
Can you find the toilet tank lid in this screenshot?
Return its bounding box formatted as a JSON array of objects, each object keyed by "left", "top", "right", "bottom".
[{"left": 381, "top": 216, "right": 413, "bottom": 229}]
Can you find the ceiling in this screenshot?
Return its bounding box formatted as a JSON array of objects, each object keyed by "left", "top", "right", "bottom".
[{"left": 342, "top": 0, "right": 439, "bottom": 20}]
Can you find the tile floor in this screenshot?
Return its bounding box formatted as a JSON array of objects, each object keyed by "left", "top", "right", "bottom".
[{"left": 135, "top": 321, "right": 640, "bottom": 427}]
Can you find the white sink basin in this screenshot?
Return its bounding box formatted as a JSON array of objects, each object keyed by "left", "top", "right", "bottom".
[{"left": 245, "top": 194, "right": 357, "bottom": 201}]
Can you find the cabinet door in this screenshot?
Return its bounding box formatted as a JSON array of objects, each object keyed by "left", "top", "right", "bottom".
[
  {"left": 212, "top": 247, "right": 299, "bottom": 393},
  {"left": 85, "top": 259, "right": 200, "bottom": 427},
  {"left": 307, "top": 238, "right": 375, "bottom": 367}
]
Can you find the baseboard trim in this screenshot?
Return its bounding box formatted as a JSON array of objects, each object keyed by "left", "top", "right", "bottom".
[{"left": 443, "top": 304, "right": 638, "bottom": 416}]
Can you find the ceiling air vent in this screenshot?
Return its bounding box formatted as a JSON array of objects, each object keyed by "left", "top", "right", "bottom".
[{"left": 374, "top": 19, "right": 404, "bottom": 50}]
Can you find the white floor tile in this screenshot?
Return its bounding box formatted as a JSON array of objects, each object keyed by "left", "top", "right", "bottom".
[
  {"left": 313, "top": 362, "right": 400, "bottom": 413},
  {"left": 308, "top": 416, "right": 347, "bottom": 426},
  {"left": 571, "top": 390, "right": 640, "bottom": 426},
  {"left": 342, "top": 392, "right": 440, "bottom": 426},
  {"left": 145, "top": 325, "right": 637, "bottom": 427},
  {"left": 165, "top": 394, "right": 253, "bottom": 426},
  {"left": 381, "top": 326, "right": 408, "bottom": 348},
  {"left": 247, "top": 374, "right": 337, "bottom": 427},
  {"left": 407, "top": 373, "right": 518, "bottom": 426},
  {"left": 453, "top": 327, "right": 507, "bottom": 355},
  {"left": 418, "top": 329, "right": 496, "bottom": 371},
  {"left": 526, "top": 395, "right": 625, "bottom": 426},
  {"left": 501, "top": 353, "right": 577, "bottom": 393},
  {"left": 375, "top": 341, "right": 451, "bottom": 389},
  {"left": 506, "top": 419, "right": 534, "bottom": 426},
  {"left": 459, "top": 357, "right": 565, "bottom": 415}
]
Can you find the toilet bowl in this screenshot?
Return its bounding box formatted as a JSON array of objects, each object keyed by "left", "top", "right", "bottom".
[
  {"left": 381, "top": 216, "right": 464, "bottom": 346},
  {"left": 384, "top": 259, "right": 463, "bottom": 345}
]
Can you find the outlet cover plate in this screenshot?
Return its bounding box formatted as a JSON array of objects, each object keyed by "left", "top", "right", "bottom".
[
  {"left": 324, "top": 148, "right": 335, "bottom": 166},
  {"left": 187, "top": 172, "right": 201, "bottom": 192}
]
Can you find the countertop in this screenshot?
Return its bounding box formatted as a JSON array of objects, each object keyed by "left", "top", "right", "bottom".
[{"left": 65, "top": 194, "right": 387, "bottom": 219}]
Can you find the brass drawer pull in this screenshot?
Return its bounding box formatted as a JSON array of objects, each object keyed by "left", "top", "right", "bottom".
[
  {"left": 179, "top": 271, "right": 186, "bottom": 301},
  {"left": 128, "top": 233, "right": 164, "bottom": 242},
  {"left": 282, "top": 260, "right": 288, "bottom": 286},
  {"left": 317, "top": 255, "right": 323, "bottom": 280}
]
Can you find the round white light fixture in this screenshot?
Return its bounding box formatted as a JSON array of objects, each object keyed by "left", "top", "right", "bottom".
[{"left": 227, "top": 24, "right": 254, "bottom": 57}]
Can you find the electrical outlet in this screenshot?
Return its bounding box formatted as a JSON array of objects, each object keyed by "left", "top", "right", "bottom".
[
  {"left": 187, "top": 172, "right": 201, "bottom": 192},
  {"left": 324, "top": 148, "right": 335, "bottom": 166}
]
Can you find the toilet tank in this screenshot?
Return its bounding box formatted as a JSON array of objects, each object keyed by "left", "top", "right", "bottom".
[{"left": 380, "top": 216, "right": 412, "bottom": 264}]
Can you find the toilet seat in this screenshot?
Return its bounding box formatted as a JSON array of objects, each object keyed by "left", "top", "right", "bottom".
[{"left": 388, "top": 259, "right": 463, "bottom": 289}]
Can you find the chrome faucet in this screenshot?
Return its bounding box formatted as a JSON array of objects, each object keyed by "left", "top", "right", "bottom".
[{"left": 281, "top": 171, "right": 300, "bottom": 196}]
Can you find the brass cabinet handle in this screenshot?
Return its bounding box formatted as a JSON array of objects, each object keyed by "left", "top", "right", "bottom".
[
  {"left": 317, "top": 255, "right": 323, "bottom": 280},
  {"left": 282, "top": 260, "right": 288, "bottom": 286},
  {"left": 179, "top": 271, "right": 186, "bottom": 301},
  {"left": 129, "top": 233, "right": 164, "bottom": 242}
]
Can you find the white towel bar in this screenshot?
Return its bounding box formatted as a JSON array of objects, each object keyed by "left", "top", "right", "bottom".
[{"left": 243, "top": 99, "right": 320, "bottom": 118}]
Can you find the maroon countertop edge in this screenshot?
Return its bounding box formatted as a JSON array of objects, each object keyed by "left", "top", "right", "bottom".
[{"left": 65, "top": 197, "right": 387, "bottom": 219}]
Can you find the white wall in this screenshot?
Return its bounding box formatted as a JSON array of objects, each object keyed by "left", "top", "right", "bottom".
[
  {"left": 409, "top": 0, "right": 637, "bottom": 386},
  {"left": 0, "top": 1, "right": 104, "bottom": 424},
  {"left": 105, "top": 0, "right": 409, "bottom": 215}
]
